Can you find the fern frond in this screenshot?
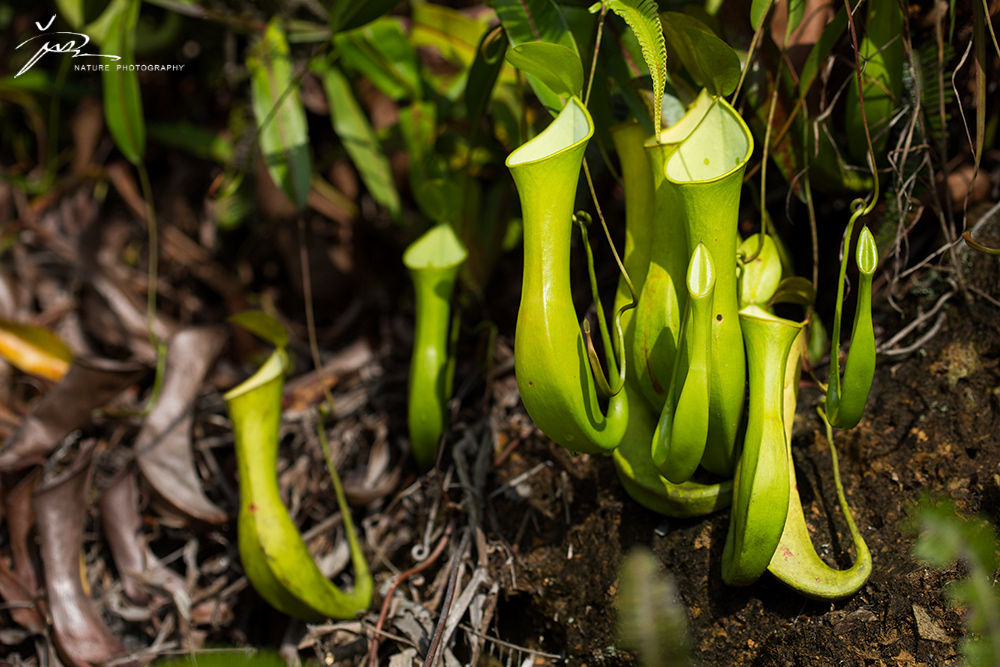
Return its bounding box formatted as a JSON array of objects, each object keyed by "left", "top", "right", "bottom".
[
  {"left": 908, "top": 41, "right": 955, "bottom": 145},
  {"left": 593, "top": 0, "right": 667, "bottom": 136}
]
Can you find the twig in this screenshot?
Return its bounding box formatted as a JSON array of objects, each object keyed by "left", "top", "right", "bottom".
[
  {"left": 458, "top": 622, "right": 562, "bottom": 660},
  {"left": 881, "top": 311, "right": 946, "bottom": 357},
  {"left": 366, "top": 523, "right": 453, "bottom": 667},
  {"left": 487, "top": 462, "right": 551, "bottom": 499},
  {"left": 424, "top": 531, "right": 470, "bottom": 667},
  {"left": 878, "top": 289, "right": 955, "bottom": 353},
  {"left": 441, "top": 566, "right": 489, "bottom": 653}
]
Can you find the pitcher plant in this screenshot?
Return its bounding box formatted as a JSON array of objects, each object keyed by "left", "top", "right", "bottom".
[
  {"left": 501, "top": 0, "right": 878, "bottom": 600},
  {"left": 506, "top": 96, "right": 630, "bottom": 455},
  {"left": 721, "top": 306, "right": 799, "bottom": 586},
  {"left": 403, "top": 223, "right": 468, "bottom": 468},
  {"left": 225, "top": 346, "right": 372, "bottom": 621}
]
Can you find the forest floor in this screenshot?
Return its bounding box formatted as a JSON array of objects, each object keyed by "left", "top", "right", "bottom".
[{"left": 2, "top": 165, "right": 998, "bottom": 667}]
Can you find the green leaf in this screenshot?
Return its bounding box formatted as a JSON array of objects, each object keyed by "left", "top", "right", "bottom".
[
  {"left": 54, "top": 0, "right": 84, "bottom": 30},
  {"left": 315, "top": 62, "right": 400, "bottom": 220},
  {"left": 83, "top": 0, "right": 129, "bottom": 44},
  {"left": 398, "top": 101, "right": 439, "bottom": 192},
  {"left": 661, "top": 12, "right": 740, "bottom": 97},
  {"left": 333, "top": 18, "right": 421, "bottom": 101},
  {"left": 785, "top": 0, "right": 806, "bottom": 38},
  {"left": 228, "top": 311, "right": 289, "bottom": 350},
  {"left": 683, "top": 27, "right": 740, "bottom": 97},
  {"left": 408, "top": 4, "right": 488, "bottom": 100},
  {"left": 329, "top": 0, "right": 400, "bottom": 34},
  {"left": 844, "top": 0, "right": 904, "bottom": 161},
  {"left": 798, "top": 7, "right": 845, "bottom": 95},
  {"left": 749, "top": 0, "right": 773, "bottom": 31},
  {"left": 601, "top": 21, "right": 657, "bottom": 134},
  {"left": 410, "top": 3, "right": 486, "bottom": 69},
  {"left": 505, "top": 42, "right": 583, "bottom": 99},
  {"left": 415, "top": 178, "right": 462, "bottom": 225},
  {"left": 490, "top": 0, "right": 580, "bottom": 115},
  {"left": 147, "top": 122, "right": 234, "bottom": 164},
  {"left": 465, "top": 26, "right": 507, "bottom": 128},
  {"left": 248, "top": 19, "right": 312, "bottom": 211},
  {"left": 593, "top": 0, "right": 666, "bottom": 135},
  {"left": 101, "top": 0, "right": 144, "bottom": 165},
  {"left": 768, "top": 276, "right": 815, "bottom": 308},
  {"left": 409, "top": 4, "right": 490, "bottom": 100}
]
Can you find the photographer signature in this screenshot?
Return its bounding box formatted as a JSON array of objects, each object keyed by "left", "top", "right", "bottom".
[{"left": 14, "top": 15, "right": 121, "bottom": 78}]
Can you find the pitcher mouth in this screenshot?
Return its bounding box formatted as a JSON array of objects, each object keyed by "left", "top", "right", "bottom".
[
  {"left": 403, "top": 223, "right": 468, "bottom": 271},
  {"left": 223, "top": 349, "right": 286, "bottom": 401},
  {"left": 738, "top": 304, "right": 805, "bottom": 328},
  {"left": 505, "top": 97, "right": 594, "bottom": 168},
  {"left": 664, "top": 96, "right": 754, "bottom": 186}
]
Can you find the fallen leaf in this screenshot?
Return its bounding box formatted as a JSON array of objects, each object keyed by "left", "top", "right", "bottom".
[
  {"left": 34, "top": 441, "right": 126, "bottom": 667},
  {"left": 86, "top": 272, "right": 175, "bottom": 364},
  {"left": 0, "top": 357, "right": 147, "bottom": 470},
  {"left": 99, "top": 470, "right": 152, "bottom": 604},
  {"left": 135, "top": 326, "right": 228, "bottom": 525},
  {"left": 912, "top": 604, "right": 951, "bottom": 643},
  {"left": 0, "top": 316, "right": 73, "bottom": 381},
  {"left": 0, "top": 474, "right": 45, "bottom": 637},
  {"left": 283, "top": 339, "right": 372, "bottom": 413},
  {"left": 2, "top": 469, "right": 42, "bottom": 597},
  {"left": 0, "top": 561, "right": 45, "bottom": 634}
]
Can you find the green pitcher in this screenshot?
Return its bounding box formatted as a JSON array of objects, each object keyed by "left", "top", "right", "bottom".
[{"left": 507, "top": 97, "right": 628, "bottom": 454}]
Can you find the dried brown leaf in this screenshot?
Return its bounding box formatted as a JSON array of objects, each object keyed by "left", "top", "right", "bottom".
[
  {"left": 71, "top": 97, "right": 104, "bottom": 175},
  {"left": 0, "top": 470, "right": 45, "bottom": 634},
  {"left": 33, "top": 441, "right": 126, "bottom": 667},
  {"left": 87, "top": 272, "right": 175, "bottom": 363},
  {"left": 0, "top": 357, "right": 148, "bottom": 471},
  {"left": 135, "top": 325, "right": 228, "bottom": 525},
  {"left": 3, "top": 469, "right": 42, "bottom": 598},
  {"left": 98, "top": 470, "right": 151, "bottom": 605},
  {"left": 283, "top": 339, "right": 373, "bottom": 413},
  {"left": 0, "top": 560, "right": 45, "bottom": 634}
]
